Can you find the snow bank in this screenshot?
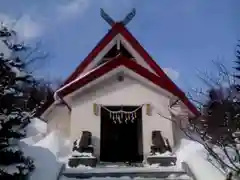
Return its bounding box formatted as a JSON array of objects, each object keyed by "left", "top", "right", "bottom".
[
  {"left": 175, "top": 139, "right": 226, "bottom": 180},
  {"left": 175, "top": 139, "right": 203, "bottom": 166},
  {"left": 20, "top": 134, "right": 45, "bottom": 146},
  {"left": 21, "top": 118, "right": 71, "bottom": 158},
  {"left": 208, "top": 146, "right": 240, "bottom": 174},
  {"left": 35, "top": 131, "right": 71, "bottom": 158},
  {"left": 26, "top": 118, "right": 47, "bottom": 137},
  {"left": 21, "top": 127, "right": 71, "bottom": 180},
  {"left": 20, "top": 118, "right": 48, "bottom": 146},
  {"left": 25, "top": 145, "right": 62, "bottom": 180}
]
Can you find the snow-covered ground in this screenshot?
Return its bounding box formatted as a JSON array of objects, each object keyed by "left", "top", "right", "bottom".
[{"left": 20, "top": 118, "right": 228, "bottom": 180}]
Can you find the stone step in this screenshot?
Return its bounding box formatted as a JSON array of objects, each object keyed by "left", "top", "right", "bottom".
[
  {"left": 146, "top": 156, "right": 177, "bottom": 166},
  {"left": 61, "top": 176, "right": 192, "bottom": 180},
  {"left": 61, "top": 166, "right": 193, "bottom": 179}
]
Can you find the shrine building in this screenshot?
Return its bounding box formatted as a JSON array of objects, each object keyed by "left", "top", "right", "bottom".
[{"left": 40, "top": 9, "right": 198, "bottom": 163}]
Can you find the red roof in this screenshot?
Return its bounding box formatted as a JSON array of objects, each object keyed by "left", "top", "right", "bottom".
[
  {"left": 39, "top": 22, "right": 199, "bottom": 116},
  {"left": 58, "top": 56, "right": 199, "bottom": 116},
  {"left": 63, "top": 22, "right": 172, "bottom": 86}
]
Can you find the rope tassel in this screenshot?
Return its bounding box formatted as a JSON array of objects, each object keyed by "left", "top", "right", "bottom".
[{"left": 100, "top": 105, "right": 143, "bottom": 124}]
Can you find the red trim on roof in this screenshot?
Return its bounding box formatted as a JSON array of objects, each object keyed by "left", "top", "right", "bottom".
[
  {"left": 63, "top": 23, "right": 121, "bottom": 86},
  {"left": 62, "top": 23, "right": 173, "bottom": 86},
  {"left": 58, "top": 56, "right": 199, "bottom": 116},
  {"left": 117, "top": 24, "right": 165, "bottom": 77},
  {"left": 40, "top": 23, "right": 199, "bottom": 116}
]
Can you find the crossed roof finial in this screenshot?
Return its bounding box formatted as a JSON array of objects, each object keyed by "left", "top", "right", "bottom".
[{"left": 100, "top": 8, "right": 136, "bottom": 27}]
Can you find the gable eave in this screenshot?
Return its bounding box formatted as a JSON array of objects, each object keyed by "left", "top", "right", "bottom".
[
  {"left": 62, "top": 23, "right": 120, "bottom": 86},
  {"left": 62, "top": 66, "right": 173, "bottom": 103},
  {"left": 58, "top": 56, "right": 199, "bottom": 116}
]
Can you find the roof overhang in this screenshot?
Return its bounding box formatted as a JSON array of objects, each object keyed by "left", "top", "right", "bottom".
[
  {"left": 39, "top": 22, "right": 200, "bottom": 118},
  {"left": 61, "top": 66, "right": 174, "bottom": 103},
  {"left": 56, "top": 56, "right": 199, "bottom": 116}
]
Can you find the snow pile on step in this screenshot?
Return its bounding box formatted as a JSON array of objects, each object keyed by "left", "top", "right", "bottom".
[
  {"left": 148, "top": 151, "right": 174, "bottom": 157},
  {"left": 65, "top": 166, "right": 183, "bottom": 174},
  {"left": 72, "top": 151, "right": 95, "bottom": 158},
  {"left": 175, "top": 139, "right": 225, "bottom": 180},
  {"left": 60, "top": 173, "right": 191, "bottom": 180},
  {"left": 66, "top": 164, "right": 93, "bottom": 170}
]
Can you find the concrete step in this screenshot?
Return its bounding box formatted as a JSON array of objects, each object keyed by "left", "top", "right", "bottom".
[
  {"left": 61, "top": 166, "right": 193, "bottom": 179},
  {"left": 61, "top": 177, "right": 192, "bottom": 180}
]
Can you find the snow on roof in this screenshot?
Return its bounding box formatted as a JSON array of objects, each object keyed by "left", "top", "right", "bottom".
[{"left": 54, "top": 60, "right": 111, "bottom": 99}]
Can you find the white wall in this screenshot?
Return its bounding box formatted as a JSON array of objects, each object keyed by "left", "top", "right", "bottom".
[
  {"left": 70, "top": 74, "right": 174, "bottom": 159},
  {"left": 43, "top": 105, "right": 71, "bottom": 137}
]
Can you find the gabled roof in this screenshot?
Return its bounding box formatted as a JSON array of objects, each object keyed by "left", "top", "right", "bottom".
[
  {"left": 62, "top": 22, "right": 170, "bottom": 86},
  {"left": 58, "top": 55, "right": 199, "bottom": 116},
  {"left": 39, "top": 22, "right": 199, "bottom": 117}
]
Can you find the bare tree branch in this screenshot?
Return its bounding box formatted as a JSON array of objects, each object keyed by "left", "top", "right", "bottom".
[{"left": 154, "top": 93, "right": 239, "bottom": 174}]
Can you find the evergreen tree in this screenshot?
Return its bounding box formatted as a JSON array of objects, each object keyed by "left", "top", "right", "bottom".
[
  {"left": 0, "top": 25, "right": 35, "bottom": 179},
  {"left": 25, "top": 78, "right": 54, "bottom": 115},
  {"left": 199, "top": 87, "right": 240, "bottom": 145},
  {"left": 234, "top": 41, "right": 240, "bottom": 79}
]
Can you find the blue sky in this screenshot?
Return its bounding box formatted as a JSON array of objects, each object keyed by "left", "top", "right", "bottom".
[{"left": 0, "top": 0, "right": 240, "bottom": 93}]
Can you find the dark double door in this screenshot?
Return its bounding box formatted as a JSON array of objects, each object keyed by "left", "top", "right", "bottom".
[{"left": 100, "top": 106, "right": 143, "bottom": 163}]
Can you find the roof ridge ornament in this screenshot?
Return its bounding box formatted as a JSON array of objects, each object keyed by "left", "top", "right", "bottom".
[
  {"left": 100, "top": 8, "right": 136, "bottom": 27},
  {"left": 100, "top": 8, "right": 115, "bottom": 26},
  {"left": 121, "top": 8, "right": 136, "bottom": 26}
]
